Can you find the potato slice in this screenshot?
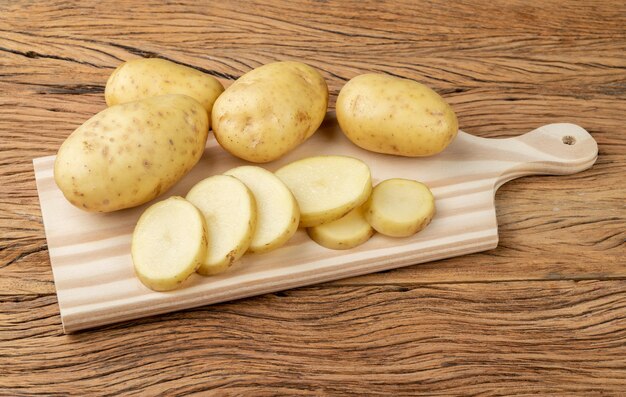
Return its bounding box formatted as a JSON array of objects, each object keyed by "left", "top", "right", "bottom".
[
  {"left": 224, "top": 166, "right": 299, "bottom": 253},
  {"left": 186, "top": 175, "right": 256, "bottom": 275},
  {"left": 275, "top": 155, "right": 372, "bottom": 227},
  {"left": 364, "top": 178, "right": 435, "bottom": 237},
  {"left": 131, "top": 197, "right": 207, "bottom": 291},
  {"left": 307, "top": 206, "right": 375, "bottom": 250}
]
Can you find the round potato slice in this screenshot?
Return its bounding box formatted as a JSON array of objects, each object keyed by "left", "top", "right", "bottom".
[
  {"left": 186, "top": 175, "right": 256, "bottom": 275},
  {"left": 364, "top": 179, "right": 435, "bottom": 237},
  {"left": 275, "top": 155, "right": 372, "bottom": 228},
  {"left": 131, "top": 196, "right": 207, "bottom": 291},
  {"left": 224, "top": 166, "right": 299, "bottom": 253},
  {"left": 307, "top": 206, "right": 375, "bottom": 250}
]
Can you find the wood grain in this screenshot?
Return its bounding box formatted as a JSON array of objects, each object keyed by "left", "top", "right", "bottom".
[
  {"left": 1, "top": 281, "right": 625, "bottom": 395},
  {"left": 1, "top": 0, "right": 625, "bottom": 394}
]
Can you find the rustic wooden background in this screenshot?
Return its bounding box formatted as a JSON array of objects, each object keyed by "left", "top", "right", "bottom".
[{"left": 1, "top": 0, "right": 625, "bottom": 395}]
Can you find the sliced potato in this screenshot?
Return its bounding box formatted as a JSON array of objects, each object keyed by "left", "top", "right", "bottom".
[
  {"left": 307, "top": 205, "right": 374, "bottom": 250},
  {"left": 364, "top": 178, "right": 435, "bottom": 237},
  {"left": 131, "top": 196, "right": 207, "bottom": 291},
  {"left": 275, "top": 155, "right": 372, "bottom": 227},
  {"left": 186, "top": 175, "right": 256, "bottom": 275},
  {"left": 224, "top": 166, "right": 299, "bottom": 253}
]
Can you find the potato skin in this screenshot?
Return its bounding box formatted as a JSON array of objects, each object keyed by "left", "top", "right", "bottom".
[
  {"left": 54, "top": 94, "right": 208, "bottom": 212},
  {"left": 212, "top": 61, "right": 328, "bottom": 163},
  {"left": 336, "top": 73, "right": 458, "bottom": 157},
  {"left": 105, "top": 58, "right": 224, "bottom": 121}
]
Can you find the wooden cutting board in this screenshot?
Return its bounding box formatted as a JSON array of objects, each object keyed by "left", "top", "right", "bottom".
[{"left": 34, "top": 114, "right": 598, "bottom": 333}]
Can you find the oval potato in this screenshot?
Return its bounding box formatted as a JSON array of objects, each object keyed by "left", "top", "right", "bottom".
[
  {"left": 336, "top": 73, "right": 458, "bottom": 157},
  {"left": 105, "top": 58, "right": 224, "bottom": 120},
  {"left": 212, "top": 61, "right": 328, "bottom": 163},
  {"left": 54, "top": 94, "right": 208, "bottom": 212}
]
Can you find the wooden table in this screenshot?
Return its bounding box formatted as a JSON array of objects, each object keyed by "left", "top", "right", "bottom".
[{"left": 1, "top": 1, "right": 625, "bottom": 395}]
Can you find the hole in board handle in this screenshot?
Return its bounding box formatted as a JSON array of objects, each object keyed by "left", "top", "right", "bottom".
[{"left": 562, "top": 135, "right": 576, "bottom": 145}]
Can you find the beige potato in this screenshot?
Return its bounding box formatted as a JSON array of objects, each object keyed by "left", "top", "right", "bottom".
[
  {"left": 364, "top": 178, "right": 435, "bottom": 237},
  {"left": 186, "top": 175, "right": 256, "bottom": 275},
  {"left": 307, "top": 205, "right": 374, "bottom": 250},
  {"left": 224, "top": 166, "right": 299, "bottom": 253},
  {"left": 54, "top": 94, "right": 208, "bottom": 212},
  {"left": 212, "top": 61, "right": 328, "bottom": 163},
  {"left": 275, "top": 155, "right": 372, "bottom": 227},
  {"left": 105, "top": 58, "right": 224, "bottom": 119},
  {"left": 131, "top": 197, "right": 207, "bottom": 291},
  {"left": 336, "top": 73, "right": 458, "bottom": 157}
]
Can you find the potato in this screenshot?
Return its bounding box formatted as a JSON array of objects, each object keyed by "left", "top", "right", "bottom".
[
  {"left": 336, "top": 73, "right": 458, "bottom": 157},
  {"left": 364, "top": 178, "right": 435, "bottom": 237},
  {"left": 307, "top": 206, "right": 374, "bottom": 250},
  {"left": 275, "top": 155, "right": 372, "bottom": 227},
  {"left": 54, "top": 94, "right": 208, "bottom": 212},
  {"left": 223, "top": 166, "right": 299, "bottom": 253},
  {"left": 105, "top": 58, "right": 224, "bottom": 120},
  {"left": 186, "top": 175, "right": 256, "bottom": 275},
  {"left": 132, "top": 197, "right": 207, "bottom": 291},
  {"left": 212, "top": 61, "right": 328, "bottom": 163}
]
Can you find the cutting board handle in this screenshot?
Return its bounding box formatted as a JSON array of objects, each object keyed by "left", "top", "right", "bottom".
[{"left": 494, "top": 123, "right": 598, "bottom": 189}]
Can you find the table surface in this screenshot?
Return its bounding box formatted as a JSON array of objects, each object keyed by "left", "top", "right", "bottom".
[{"left": 1, "top": 1, "right": 625, "bottom": 395}]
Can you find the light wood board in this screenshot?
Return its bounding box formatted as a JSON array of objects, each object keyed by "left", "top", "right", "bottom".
[{"left": 33, "top": 114, "right": 598, "bottom": 333}]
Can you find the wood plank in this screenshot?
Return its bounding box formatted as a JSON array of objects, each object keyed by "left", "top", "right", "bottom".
[
  {"left": 1, "top": 280, "right": 624, "bottom": 395},
  {"left": 1, "top": 1, "right": 626, "bottom": 106},
  {"left": 34, "top": 117, "right": 601, "bottom": 331}
]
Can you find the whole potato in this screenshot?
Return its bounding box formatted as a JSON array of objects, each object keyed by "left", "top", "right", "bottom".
[
  {"left": 336, "top": 73, "right": 458, "bottom": 157},
  {"left": 54, "top": 95, "right": 208, "bottom": 212},
  {"left": 212, "top": 61, "right": 328, "bottom": 163},
  {"left": 105, "top": 58, "right": 224, "bottom": 120}
]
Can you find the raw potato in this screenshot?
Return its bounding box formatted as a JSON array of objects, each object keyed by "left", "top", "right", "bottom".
[
  {"left": 224, "top": 166, "right": 299, "bottom": 253},
  {"left": 212, "top": 61, "right": 328, "bottom": 163},
  {"left": 364, "top": 178, "right": 435, "bottom": 237},
  {"left": 336, "top": 73, "right": 458, "bottom": 157},
  {"left": 105, "top": 58, "right": 224, "bottom": 119},
  {"left": 131, "top": 197, "right": 207, "bottom": 291},
  {"left": 54, "top": 95, "right": 209, "bottom": 212},
  {"left": 186, "top": 175, "right": 256, "bottom": 275},
  {"left": 307, "top": 206, "right": 374, "bottom": 250},
  {"left": 275, "top": 156, "right": 372, "bottom": 227}
]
